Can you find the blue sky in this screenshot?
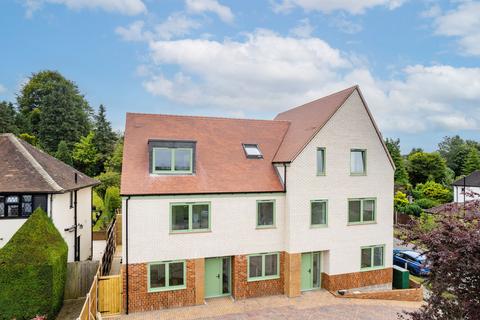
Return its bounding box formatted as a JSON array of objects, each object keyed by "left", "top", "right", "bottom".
[{"left": 1, "top": 0, "right": 479, "bottom": 152}]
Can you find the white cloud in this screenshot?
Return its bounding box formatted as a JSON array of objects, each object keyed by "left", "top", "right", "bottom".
[
  {"left": 329, "top": 14, "right": 363, "bottom": 34},
  {"left": 290, "top": 18, "right": 314, "bottom": 38},
  {"left": 271, "top": 0, "right": 407, "bottom": 15},
  {"left": 116, "top": 20, "right": 150, "bottom": 42},
  {"left": 186, "top": 0, "right": 234, "bottom": 23},
  {"left": 139, "top": 30, "right": 480, "bottom": 133},
  {"left": 23, "top": 0, "right": 146, "bottom": 17},
  {"left": 432, "top": 1, "right": 480, "bottom": 56}
]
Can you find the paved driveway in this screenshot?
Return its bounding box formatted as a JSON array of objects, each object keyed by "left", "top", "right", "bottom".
[{"left": 117, "top": 290, "right": 421, "bottom": 320}]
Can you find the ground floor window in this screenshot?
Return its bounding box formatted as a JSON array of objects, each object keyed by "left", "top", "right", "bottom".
[
  {"left": 0, "top": 194, "right": 47, "bottom": 219},
  {"left": 247, "top": 252, "right": 280, "bottom": 281},
  {"left": 148, "top": 260, "right": 186, "bottom": 292},
  {"left": 361, "top": 245, "right": 384, "bottom": 270}
]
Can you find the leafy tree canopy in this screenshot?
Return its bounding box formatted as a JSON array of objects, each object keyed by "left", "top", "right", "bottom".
[
  {"left": 0, "top": 101, "right": 19, "bottom": 134},
  {"left": 72, "top": 131, "right": 98, "bottom": 176},
  {"left": 462, "top": 147, "right": 480, "bottom": 176},
  {"left": 438, "top": 135, "right": 471, "bottom": 178},
  {"left": 413, "top": 180, "right": 452, "bottom": 203},
  {"left": 385, "top": 138, "right": 409, "bottom": 186},
  {"left": 17, "top": 70, "right": 92, "bottom": 153},
  {"left": 407, "top": 151, "right": 448, "bottom": 186},
  {"left": 55, "top": 140, "right": 72, "bottom": 166}
]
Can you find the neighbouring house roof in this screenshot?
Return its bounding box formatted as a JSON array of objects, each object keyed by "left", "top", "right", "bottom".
[
  {"left": 0, "top": 133, "right": 99, "bottom": 193},
  {"left": 453, "top": 170, "right": 480, "bottom": 187},
  {"left": 121, "top": 85, "right": 394, "bottom": 196},
  {"left": 424, "top": 201, "right": 479, "bottom": 215}
]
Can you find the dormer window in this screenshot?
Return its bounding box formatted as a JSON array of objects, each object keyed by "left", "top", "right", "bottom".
[
  {"left": 243, "top": 144, "right": 263, "bottom": 159},
  {"left": 149, "top": 140, "right": 196, "bottom": 174}
]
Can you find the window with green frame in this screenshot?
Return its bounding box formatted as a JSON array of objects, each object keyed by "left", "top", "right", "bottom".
[
  {"left": 311, "top": 200, "right": 327, "bottom": 226},
  {"left": 148, "top": 260, "right": 186, "bottom": 292},
  {"left": 350, "top": 149, "right": 366, "bottom": 175},
  {"left": 248, "top": 252, "right": 279, "bottom": 281},
  {"left": 152, "top": 147, "right": 193, "bottom": 174},
  {"left": 171, "top": 202, "right": 210, "bottom": 232},
  {"left": 348, "top": 198, "right": 375, "bottom": 224},
  {"left": 256, "top": 200, "right": 275, "bottom": 228},
  {"left": 316, "top": 148, "right": 326, "bottom": 175},
  {"left": 361, "top": 245, "right": 384, "bottom": 270}
]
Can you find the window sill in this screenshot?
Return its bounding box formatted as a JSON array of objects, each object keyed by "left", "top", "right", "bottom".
[
  {"left": 316, "top": 172, "right": 326, "bottom": 176},
  {"left": 255, "top": 225, "right": 276, "bottom": 230},
  {"left": 0, "top": 216, "right": 29, "bottom": 220},
  {"left": 247, "top": 275, "right": 280, "bottom": 282},
  {"left": 350, "top": 173, "right": 367, "bottom": 176},
  {"left": 360, "top": 266, "right": 385, "bottom": 272},
  {"left": 151, "top": 172, "right": 194, "bottom": 176},
  {"left": 148, "top": 285, "right": 186, "bottom": 293},
  {"left": 169, "top": 229, "right": 211, "bottom": 234},
  {"left": 310, "top": 224, "right": 328, "bottom": 229},
  {"left": 347, "top": 221, "right": 376, "bottom": 226}
]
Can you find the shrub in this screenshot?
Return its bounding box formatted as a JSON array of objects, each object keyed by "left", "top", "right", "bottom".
[
  {"left": 394, "top": 191, "right": 409, "bottom": 211},
  {"left": 104, "top": 186, "right": 121, "bottom": 219},
  {"left": 95, "top": 171, "right": 120, "bottom": 199},
  {"left": 415, "top": 198, "right": 439, "bottom": 209},
  {"left": 0, "top": 208, "right": 68, "bottom": 320},
  {"left": 400, "top": 203, "right": 423, "bottom": 217},
  {"left": 93, "top": 190, "right": 104, "bottom": 214},
  {"left": 413, "top": 180, "right": 453, "bottom": 203}
]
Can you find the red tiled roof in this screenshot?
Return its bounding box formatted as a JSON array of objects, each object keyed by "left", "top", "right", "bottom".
[
  {"left": 273, "top": 86, "right": 357, "bottom": 162},
  {"left": 0, "top": 133, "right": 99, "bottom": 193},
  {"left": 121, "top": 114, "right": 290, "bottom": 195},
  {"left": 121, "top": 86, "right": 394, "bottom": 195}
]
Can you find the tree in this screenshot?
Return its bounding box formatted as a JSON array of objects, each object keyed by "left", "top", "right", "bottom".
[
  {"left": 385, "top": 138, "right": 409, "bottom": 186},
  {"left": 412, "top": 180, "right": 452, "bottom": 203},
  {"left": 400, "top": 200, "right": 480, "bottom": 320},
  {"left": 94, "top": 171, "right": 121, "bottom": 199},
  {"left": 437, "top": 135, "right": 470, "bottom": 177},
  {"left": 105, "top": 137, "right": 123, "bottom": 173},
  {"left": 17, "top": 70, "right": 92, "bottom": 153},
  {"left": 72, "top": 132, "right": 98, "bottom": 176},
  {"left": 55, "top": 140, "right": 73, "bottom": 166},
  {"left": 407, "top": 152, "right": 448, "bottom": 186},
  {"left": 92, "top": 104, "right": 117, "bottom": 174},
  {"left": 0, "top": 101, "right": 19, "bottom": 134},
  {"left": 104, "top": 186, "right": 121, "bottom": 219},
  {"left": 462, "top": 147, "right": 480, "bottom": 176}
]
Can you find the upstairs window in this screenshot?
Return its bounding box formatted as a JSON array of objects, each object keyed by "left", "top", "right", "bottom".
[
  {"left": 149, "top": 140, "right": 196, "bottom": 175},
  {"left": 348, "top": 198, "right": 376, "bottom": 224},
  {"left": 243, "top": 144, "right": 263, "bottom": 159},
  {"left": 170, "top": 202, "right": 210, "bottom": 233},
  {"left": 351, "top": 149, "right": 366, "bottom": 175},
  {"left": 257, "top": 200, "right": 275, "bottom": 228},
  {"left": 0, "top": 194, "right": 46, "bottom": 219},
  {"left": 316, "top": 148, "right": 326, "bottom": 175}
]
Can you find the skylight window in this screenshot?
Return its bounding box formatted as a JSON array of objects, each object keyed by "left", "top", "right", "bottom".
[{"left": 243, "top": 144, "right": 263, "bottom": 159}]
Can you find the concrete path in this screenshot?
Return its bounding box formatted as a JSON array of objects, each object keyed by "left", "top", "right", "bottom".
[
  {"left": 115, "top": 289, "right": 421, "bottom": 320},
  {"left": 56, "top": 298, "right": 85, "bottom": 320}
]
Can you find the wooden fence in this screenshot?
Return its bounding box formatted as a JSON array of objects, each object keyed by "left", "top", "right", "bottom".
[
  {"left": 77, "top": 216, "right": 122, "bottom": 320},
  {"left": 65, "top": 261, "right": 100, "bottom": 300}
]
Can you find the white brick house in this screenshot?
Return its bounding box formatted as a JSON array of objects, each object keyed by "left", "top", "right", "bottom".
[{"left": 121, "top": 86, "right": 395, "bottom": 313}]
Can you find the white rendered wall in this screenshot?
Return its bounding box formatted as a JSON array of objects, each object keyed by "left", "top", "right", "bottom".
[
  {"left": 0, "top": 187, "right": 92, "bottom": 262},
  {"left": 285, "top": 90, "right": 394, "bottom": 275},
  {"left": 122, "top": 193, "right": 285, "bottom": 264},
  {"left": 454, "top": 186, "right": 480, "bottom": 202}
]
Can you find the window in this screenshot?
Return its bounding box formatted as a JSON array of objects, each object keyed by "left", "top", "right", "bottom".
[
  {"left": 348, "top": 198, "right": 376, "bottom": 224},
  {"left": 0, "top": 194, "right": 47, "bottom": 219},
  {"left": 153, "top": 147, "right": 193, "bottom": 174},
  {"left": 243, "top": 144, "right": 263, "bottom": 159},
  {"left": 316, "top": 148, "right": 326, "bottom": 175},
  {"left": 170, "top": 202, "right": 210, "bottom": 232},
  {"left": 248, "top": 252, "right": 279, "bottom": 281},
  {"left": 361, "top": 245, "right": 384, "bottom": 270},
  {"left": 351, "top": 149, "right": 366, "bottom": 175},
  {"left": 148, "top": 260, "right": 186, "bottom": 292},
  {"left": 256, "top": 200, "right": 275, "bottom": 228},
  {"left": 311, "top": 200, "right": 327, "bottom": 227}
]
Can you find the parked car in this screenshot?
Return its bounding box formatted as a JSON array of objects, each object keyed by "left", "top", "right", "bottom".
[{"left": 393, "top": 249, "right": 430, "bottom": 276}]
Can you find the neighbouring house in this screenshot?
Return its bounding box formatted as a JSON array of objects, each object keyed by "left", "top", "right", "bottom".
[
  {"left": 453, "top": 170, "right": 480, "bottom": 203},
  {"left": 0, "top": 133, "right": 99, "bottom": 262},
  {"left": 121, "top": 86, "right": 395, "bottom": 313}
]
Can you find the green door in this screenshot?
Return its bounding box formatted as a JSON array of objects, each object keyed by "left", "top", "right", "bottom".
[
  {"left": 301, "top": 252, "right": 321, "bottom": 291},
  {"left": 205, "top": 258, "right": 222, "bottom": 298},
  {"left": 205, "top": 257, "right": 231, "bottom": 298}
]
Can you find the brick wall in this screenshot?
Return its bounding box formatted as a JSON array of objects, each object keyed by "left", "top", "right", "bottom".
[
  {"left": 232, "top": 253, "right": 285, "bottom": 299},
  {"left": 332, "top": 286, "right": 423, "bottom": 302},
  {"left": 322, "top": 268, "right": 392, "bottom": 292},
  {"left": 122, "top": 260, "right": 197, "bottom": 313}
]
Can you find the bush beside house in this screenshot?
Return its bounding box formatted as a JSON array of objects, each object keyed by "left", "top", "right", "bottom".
[{"left": 0, "top": 208, "right": 68, "bottom": 320}]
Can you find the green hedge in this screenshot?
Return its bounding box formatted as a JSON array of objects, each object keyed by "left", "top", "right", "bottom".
[{"left": 0, "top": 208, "right": 68, "bottom": 320}]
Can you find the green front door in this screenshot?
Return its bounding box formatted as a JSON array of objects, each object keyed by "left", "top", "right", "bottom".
[
  {"left": 301, "top": 252, "right": 321, "bottom": 291},
  {"left": 205, "top": 257, "right": 231, "bottom": 298}
]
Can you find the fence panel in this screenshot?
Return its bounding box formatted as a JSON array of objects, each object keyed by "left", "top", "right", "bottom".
[
  {"left": 98, "top": 274, "right": 122, "bottom": 316},
  {"left": 65, "top": 261, "right": 100, "bottom": 300}
]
